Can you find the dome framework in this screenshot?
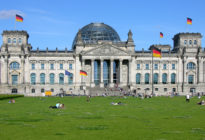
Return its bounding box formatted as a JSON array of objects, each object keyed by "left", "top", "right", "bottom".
[{"left": 72, "top": 23, "right": 121, "bottom": 47}]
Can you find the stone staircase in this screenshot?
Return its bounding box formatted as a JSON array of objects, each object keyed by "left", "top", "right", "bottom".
[{"left": 87, "top": 86, "right": 130, "bottom": 96}]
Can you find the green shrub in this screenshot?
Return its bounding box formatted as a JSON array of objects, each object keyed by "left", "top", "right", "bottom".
[{"left": 0, "top": 94, "right": 24, "bottom": 100}]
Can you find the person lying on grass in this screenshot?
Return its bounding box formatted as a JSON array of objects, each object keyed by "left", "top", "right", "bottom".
[
  {"left": 49, "top": 103, "right": 64, "bottom": 109},
  {"left": 111, "top": 101, "right": 123, "bottom": 105},
  {"left": 197, "top": 100, "right": 205, "bottom": 105}
]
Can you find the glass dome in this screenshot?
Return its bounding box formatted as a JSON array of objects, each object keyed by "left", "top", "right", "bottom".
[{"left": 72, "top": 23, "right": 121, "bottom": 48}]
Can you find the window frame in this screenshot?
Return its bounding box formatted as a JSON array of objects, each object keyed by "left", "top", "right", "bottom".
[
  {"left": 60, "top": 64, "right": 63, "bottom": 70},
  {"left": 163, "top": 64, "right": 167, "bottom": 70},
  {"left": 145, "top": 64, "right": 149, "bottom": 70},
  {"left": 154, "top": 64, "right": 158, "bottom": 70},
  {"left": 137, "top": 64, "right": 140, "bottom": 70},
  {"left": 69, "top": 64, "right": 72, "bottom": 70},
  {"left": 136, "top": 73, "right": 141, "bottom": 84}
]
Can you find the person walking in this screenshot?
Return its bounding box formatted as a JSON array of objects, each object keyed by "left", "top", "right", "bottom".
[{"left": 186, "top": 94, "right": 190, "bottom": 102}]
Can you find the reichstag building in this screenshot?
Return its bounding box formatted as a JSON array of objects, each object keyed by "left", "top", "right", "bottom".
[{"left": 0, "top": 23, "right": 205, "bottom": 96}]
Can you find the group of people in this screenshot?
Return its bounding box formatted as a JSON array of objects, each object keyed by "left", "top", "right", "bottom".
[
  {"left": 8, "top": 99, "right": 15, "bottom": 103},
  {"left": 186, "top": 94, "right": 205, "bottom": 105}
]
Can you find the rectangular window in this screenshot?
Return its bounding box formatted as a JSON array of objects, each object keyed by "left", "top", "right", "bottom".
[
  {"left": 41, "top": 64, "right": 44, "bottom": 70},
  {"left": 69, "top": 64, "right": 72, "bottom": 70},
  {"left": 154, "top": 64, "right": 158, "bottom": 70},
  {"left": 12, "top": 75, "right": 18, "bottom": 85},
  {"left": 31, "top": 63, "right": 35, "bottom": 70},
  {"left": 172, "top": 64, "right": 175, "bottom": 70},
  {"left": 50, "top": 64, "right": 54, "bottom": 70},
  {"left": 145, "top": 64, "right": 149, "bottom": 70},
  {"left": 163, "top": 64, "right": 167, "bottom": 70},
  {"left": 60, "top": 64, "right": 63, "bottom": 70},
  {"left": 188, "top": 75, "right": 194, "bottom": 84},
  {"left": 137, "top": 64, "right": 140, "bottom": 70},
  {"left": 164, "top": 88, "right": 167, "bottom": 92}
]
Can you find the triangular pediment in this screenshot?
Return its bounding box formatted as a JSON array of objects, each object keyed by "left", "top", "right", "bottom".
[{"left": 82, "top": 45, "right": 130, "bottom": 56}]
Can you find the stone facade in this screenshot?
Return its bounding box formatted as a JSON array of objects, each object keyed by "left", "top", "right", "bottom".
[{"left": 0, "top": 24, "right": 205, "bottom": 96}]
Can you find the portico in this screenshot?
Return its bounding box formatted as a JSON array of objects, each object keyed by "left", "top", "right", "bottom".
[{"left": 81, "top": 57, "right": 132, "bottom": 88}]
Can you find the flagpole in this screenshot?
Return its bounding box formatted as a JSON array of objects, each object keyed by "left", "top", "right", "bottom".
[
  {"left": 152, "top": 49, "right": 154, "bottom": 95},
  {"left": 14, "top": 15, "right": 16, "bottom": 30}
]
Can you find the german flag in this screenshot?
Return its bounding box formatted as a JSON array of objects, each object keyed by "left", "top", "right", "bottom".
[
  {"left": 160, "top": 32, "right": 163, "bottom": 38},
  {"left": 16, "top": 14, "right": 23, "bottom": 22},
  {"left": 80, "top": 70, "right": 87, "bottom": 76},
  {"left": 152, "top": 47, "right": 161, "bottom": 58},
  {"left": 187, "top": 18, "right": 192, "bottom": 25}
]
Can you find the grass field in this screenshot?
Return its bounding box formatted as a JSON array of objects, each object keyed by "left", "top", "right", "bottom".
[{"left": 0, "top": 96, "right": 205, "bottom": 140}]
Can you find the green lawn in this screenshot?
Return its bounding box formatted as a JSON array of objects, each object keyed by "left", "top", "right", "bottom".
[{"left": 0, "top": 96, "right": 205, "bottom": 140}]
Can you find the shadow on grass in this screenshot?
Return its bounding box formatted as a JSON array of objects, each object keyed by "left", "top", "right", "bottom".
[
  {"left": 1, "top": 118, "right": 52, "bottom": 124},
  {"left": 74, "top": 116, "right": 103, "bottom": 119},
  {"left": 55, "top": 132, "right": 66, "bottom": 135},
  {"left": 77, "top": 125, "right": 108, "bottom": 130}
]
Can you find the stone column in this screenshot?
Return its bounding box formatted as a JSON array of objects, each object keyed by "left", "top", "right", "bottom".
[
  {"left": 91, "top": 59, "right": 95, "bottom": 87},
  {"left": 100, "top": 59, "right": 104, "bottom": 87},
  {"left": 119, "top": 59, "right": 123, "bottom": 85},
  {"left": 158, "top": 62, "right": 161, "bottom": 84},
  {"left": 4, "top": 56, "right": 8, "bottom": 84},
  {"left": 198, "top": 59, "right": 203, "bottom": 83},
  {"left": 128, "top": 59, "right": 132, "bottom": 85},
  {"left": 110, "top": 59, "right": 114, "bottom": 87},
  {"left": 21, "top": 57, "right": 25, "bottom": 84},
  {"left": 82, "top": 59, "right": 85, "bottom": 85},
  {"left": 183, "top": 59, "right": 186, "bottom": 84}
]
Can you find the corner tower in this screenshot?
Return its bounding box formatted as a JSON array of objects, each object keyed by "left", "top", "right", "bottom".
[
  {"left": 1, "top": 30, "right": 32, "bottom": 54},
  {"left": 172, "top": 33, "right": 202, "bottom": 53}
]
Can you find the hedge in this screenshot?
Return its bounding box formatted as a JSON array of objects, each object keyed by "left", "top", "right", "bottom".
[{"left": 0, "top": 94, "right": 24, "bottom": 100}]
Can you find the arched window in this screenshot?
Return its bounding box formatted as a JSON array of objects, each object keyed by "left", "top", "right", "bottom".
[
  {"left": 68, "top": 73, "right": 73, "bottom": 85},
  {"left": 184, "top": 40, "right": 187, "bottom": 45},
  {"left": 50, "top": 73, "right": 55, "bottom": 84},
  {"left": 10, "top": 62, "right": 20, "bottom": 70},
  {"left": 59, "top": 73, "right": 64, "bottom": 84},
  {"left": 171, "top": 73, "right": 176, "bottom": 84},
  {"left": 136, "top": 73, "right": 141, "bottom": 84},
  {"left": 154, "top": 73, "right": 158, "bottom": 84},
  {"left": 194, "top": 40, "right": 197, "bottom": 45},
  {"left": 13, "top": 38, "right": 16, "bottom": 44},
  {"left": 30, "top": 73, "right": 36, "bottom": 85},
  {"left": 8, "top": 38, "right": 11, "bottom": 43},
  {"left": 145, "top": 73, "right": 149, "bottom": 84},
  {"left": 188, "top": 75, "right": 194, "bottom": 84},
  {"left": 40, "top": 73, "right": 45, "bottom": 84},
  {"left": 187, "top": 62, "right": 196, "bottom": 70},
  {"left": 162, "top": 73, "right": 167, "bottom": 84},
  {"left": 189, "top": 40, "right": 192, "bottom": 45}
]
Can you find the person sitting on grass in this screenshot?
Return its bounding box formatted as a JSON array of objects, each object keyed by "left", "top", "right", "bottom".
[{"left": 8, "top": 99, "right": 15, "bottom": 103}]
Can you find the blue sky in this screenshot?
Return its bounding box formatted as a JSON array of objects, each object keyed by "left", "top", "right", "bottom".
[{"left": 0, "top": 0, "right": 204, "bottom": 50}]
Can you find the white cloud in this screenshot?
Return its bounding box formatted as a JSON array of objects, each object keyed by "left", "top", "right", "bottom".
[{"left": 0, "top": 10, "right": 25, "bottom": 19}]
